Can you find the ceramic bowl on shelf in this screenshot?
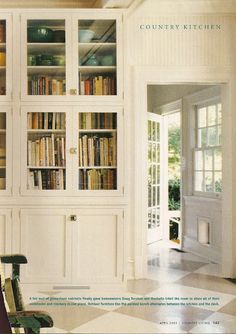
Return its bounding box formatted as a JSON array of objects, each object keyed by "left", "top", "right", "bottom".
[
  {"left": 27, "top": 55, "right": 36, "bottom": 66},
  {"left": 53, "top": 30, "right": 65, "bottom": 43},
  {"left": 79, "top": 29, "right": 95, "bottom": 43},
  {"left": 83, "top": 54, "right": 99, "bottom": 66},
  {"left": 27, "top": 27, "right": 54, "bottom": 43},
  {"left": 100, "top": 54, "right": 116, "bottom": 66},
  {"left": 53, "top": 55, "right": 66, "bottom": 66}
]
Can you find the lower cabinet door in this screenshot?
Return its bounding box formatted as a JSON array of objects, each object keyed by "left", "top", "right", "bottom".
[
  {"left": 20, "top": 209, "right": 72, "bottom": 284},
  {"left": 19, "top": 207, "right": 124, "bottom": 284},
  {"left": 72, "top": 208, "right": 124, "bottom": 284},
  {"left": 0, "top": 209, "right": 12, "bottom": 276},
  {"left": 0, "top": 209, "right": 11, "bottom": 254}
]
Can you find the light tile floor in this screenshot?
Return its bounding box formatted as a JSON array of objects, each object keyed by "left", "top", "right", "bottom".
[{"left": 21, "top": 241, "right": 236, "bottom": 333}]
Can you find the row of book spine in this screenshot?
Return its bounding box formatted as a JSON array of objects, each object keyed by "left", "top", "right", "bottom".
[
  {"left": 27, "top": 135, "right": 66, "bottom": 167},
  {"left": 28, "top": 76, "right": 66, "bottom": 95},
  {"left": 80, "top": 75, "right": 116, "bottom": 95},
  {"left": 79, "top": 169, "right": 116, "bottom": 190},
  {"left": 79, "top": 113, "right": 116, "bottom": 129},
  {"left": 27, "top": 112, "right": 66, "bottom": 130},
  {"left": 28, "top": 169, "right": 65, "bottom": 190},
  {"left": 79, "top": 134, "right": 116, "bottom": 167}
]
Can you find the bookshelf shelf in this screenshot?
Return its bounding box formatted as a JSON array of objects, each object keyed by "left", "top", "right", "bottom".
[
  {"left": 79, "top": 66, "right": 116, "bottom": 73},
  {"left": 78, "top": 129, "right": 117, "bottom": 133},
  {"left": 28, "top": 166, "right": 66, "bottom": 169},
  {"left": 0, "top": 129, "right": 6, "bottom": 133},
  {"left": 78, "top": 166, "right": 117, "bottom": 169},
  {"left": 28, "top": 129, "right": 65, "bottom": 133}
]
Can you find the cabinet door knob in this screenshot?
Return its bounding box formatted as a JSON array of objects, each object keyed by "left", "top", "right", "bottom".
[
  {"left": 70, "top": 215, "right": 77, "bottom": 222},
  {"left": 70, "top": 88, "right": 77, "bottom": 95},
  {"left": 70, "top": 147, "right": 77, "bottom": 154}
]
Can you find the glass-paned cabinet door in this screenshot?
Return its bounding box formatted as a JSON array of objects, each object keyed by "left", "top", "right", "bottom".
[
  {"left": 21, "top": 107, "right": 70, "bottom": 194},
  {"left": 75, "top": 14, "right": 122, "bottom": 98},
  {"left": 0, "top": 15, "right": 12, "bottom": 101},
  {"left": 0, "top": 107, "right": 11, "bottom": 194},
  {"left": 0, "top": 112, "right": 6, "bottom": 190},
  {"left": 76, "top": 108, "right": 122, "bottom": 194},
  {"left": 21, "top": 14, "right": 70, "bottom": 99}
]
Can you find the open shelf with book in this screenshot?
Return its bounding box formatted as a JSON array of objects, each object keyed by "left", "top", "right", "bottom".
[
  {"left": 26, "top": 111, "right": 66, "bottom": 190},
  {"left": 78, "top": 112, "right": 117, "bottom": 190}
]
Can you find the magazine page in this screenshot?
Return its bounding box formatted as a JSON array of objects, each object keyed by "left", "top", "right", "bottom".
[{"left": 0, "top": 0, "right": 236, "bottom": 333}]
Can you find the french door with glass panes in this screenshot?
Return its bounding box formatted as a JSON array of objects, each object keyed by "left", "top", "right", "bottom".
[{"left": 147, "top": 112, "right": 163, "bottom": 244}]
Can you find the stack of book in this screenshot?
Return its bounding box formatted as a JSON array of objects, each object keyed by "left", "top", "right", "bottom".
[
  {"left": 27, "top": 135, "right": 65, "bottom": 167},
  {"left": 79, "top": 169, "right": 116, "bottom": 190},
  {"left": 27, "top": 112, "right": 66, "bottom": 130},
  {"left": 28, "top": 169, "right": 65, "bottom": 190},
  {"left": 28, "top": 76, "right": 66, "bottom": 95},
  {"left": 80, "top": 75, "right": 116, "bottom": 95},
  {"left": 79, "top": 112, "right": 116, "bottom": 129},
  {"left": 79, "top": 133, "right": 116, "bottom": 167}
]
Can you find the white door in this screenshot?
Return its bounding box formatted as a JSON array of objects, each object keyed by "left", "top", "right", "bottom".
[{"left": 147, "top": 112, "right": 162, "bottom": 244}]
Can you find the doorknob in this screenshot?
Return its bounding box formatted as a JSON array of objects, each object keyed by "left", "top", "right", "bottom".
[{"left": 70, "top": 215, "right": 77, "bottom": 222}]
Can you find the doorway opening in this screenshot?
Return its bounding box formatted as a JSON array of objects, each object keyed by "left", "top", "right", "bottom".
[{"left": 146, "top": 84, "right": 223, "bottom": 275}]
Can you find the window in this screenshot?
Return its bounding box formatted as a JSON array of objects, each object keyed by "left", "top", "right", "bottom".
[{"left": 194, "top": 101, "right": 222, "bottom": 194}]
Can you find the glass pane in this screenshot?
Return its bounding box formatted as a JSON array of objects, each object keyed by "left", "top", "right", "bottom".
[
  {"left": 78, "top": 19, "right": 117, "bottom": 96},
  {"left": 156, "top": 123, "right": 160, "bottom": 141},
  {"left": 156, "top": 144, "right": 160, "bottom": 163},
  {"left": 156, "top": 186, "right": 160, "bottom": 206},
  {"left": 148, "top": 120, "right": 151, "bottom": 141},
  {"left": 27, "top": 112, "right": 66, "bottom": 190},
  {"left": 204, "top": 150, "right": 213, "bottom": 170},
  {"left": 152, "top": 121, "right": 156, "bottom": 141},
  {"left": 27, "top": 20, "right": 66, "bottom": 96},
  {"left": 217, "top": 103, "right": 222, "bottom": 124},
  {"left": 195, "top": 150, "right": 203, "bottom": 170},
  {"left": 208, "top": 105, "right": 217, "bottom": 126},
  {"left": 152, "top": 186, "right": 156, "bottom": 207},
  {"left": 152, "top": 143, "right": 156, "bottom": 161},
  {"left": 208, "top": 126, "right": 217, "bottom": 146},
  {"left": 79, "top": 168, "right": 116, "bottom": 190},
  {"left": 152, "top": 165, "right": 156, "bottom": 184},
  {"left": 214, "top": 149, "right": 222, "bottom": 171},
  {"left": 78, "top": 112, "right": 117, "bottom": 190},
  {"left": 195, "top": 171, "right": 203, "bottom": 192},
  {"left": 148, "top": 144, "right": 152, "bottom": 163},
  {"left": 198, "top": 107, "right": 207, "bottom": 127},
  {"left": 148, "top": 209, "right": 152, "bottom": 228},
  {"left": 0, "top": 112, "right": 6, "bottom": 190},
  {"left": 0, "top": 20, "right": 6, "bottom": 95},
  {"left": 217, "top": 126, "right": 222, "bottom": 145},
  {"left": 148, "top": 185, "right": 151, "bottom": 207},
  {"left": 198, "top": 128, "right": 207, "bottom": 147},
  {"left": 205, "top": 172, "right": 213, "bottom": 192},
  {"left": 215, "top": 172, "right": 222, "bottom": 192},
  {"left": 156, "top": 165, "right": 160, "bottom": 184}
]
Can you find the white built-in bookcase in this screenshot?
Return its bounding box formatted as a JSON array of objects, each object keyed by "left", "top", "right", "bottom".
[{"left": 0, "top": 9, "right": 125, "bottom": 285}]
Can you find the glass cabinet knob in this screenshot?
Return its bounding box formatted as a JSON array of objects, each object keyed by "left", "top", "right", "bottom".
[
  {"left": 70, "top": 147, "right": 77, "bottom": 154},
  {"left": 70, "top": 89, "right": 77, "bottom": 95}
]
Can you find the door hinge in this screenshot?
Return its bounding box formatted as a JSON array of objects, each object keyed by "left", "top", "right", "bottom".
[
  {"left": 123, "top": 186, "right": 125, "bottom": 194},
  {"left": 19, "top": 186, "right": 21, "bottom": 194},
  {"left": 122, "top": 210, "right": 125, "bottom": 219},
  {"left": 122, "top": 273, "right": 124, "bottom": 281}
]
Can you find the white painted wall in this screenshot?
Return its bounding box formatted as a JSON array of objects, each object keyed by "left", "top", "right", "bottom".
[{"left": 125, "top": 0, "right": 236, "bottom": 277}]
